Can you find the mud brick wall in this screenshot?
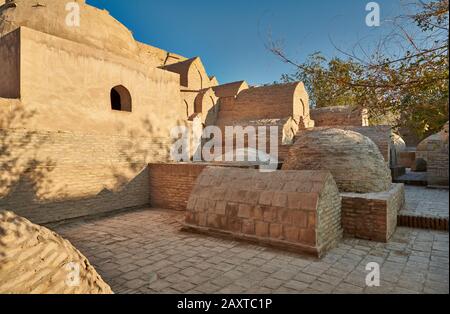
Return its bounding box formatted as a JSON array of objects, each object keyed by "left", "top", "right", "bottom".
[
  {"left": 399, "top": 151, "right": 416, "bottom": 168},
  {"left": 216, "top": 82, "right": 312, "bottom": 127},
  {"left": 0, "top": 129, "right": 174, "bottom": 224},
  {"left": 310, "top": 106, "right": 369, "bottom": 127},
  {"left": 215, "top": 118, "right": 298, "bottom": 163},
  {"left": 148, "top": 163, "right": 208, "bottom": 210},
  {"left": 428, "top": 150, "right": 449, "bottom": 187},
  {"left": 184, "top": 167, "right": 342, "bottom": 257},
  {"left": 341, "top": 183, "right": 405, "bottom": 242}
]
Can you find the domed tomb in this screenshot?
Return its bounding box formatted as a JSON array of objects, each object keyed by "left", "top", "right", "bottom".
[
  {"left": 0, "top": 0, "right": 139, "bottom": 58},
  {"left": 390, "top": 133, "right": 406, "bottom": 167},
  {"left": 416, "top": 121, "right": 449, "bottom": 160},
  {"left": 0, "top": 210, "right": 113, "bottom": 294},
  {"left": 282, "top": 128, "right": 392, "bottom": 193}
]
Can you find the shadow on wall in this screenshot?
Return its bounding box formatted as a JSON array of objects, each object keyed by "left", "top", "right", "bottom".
[
  {"left": 0, "top": 104, "right": 58, "bottom": 218},
  {"left": 1, "top": 167, "right": 149, "bottom": 225},
  {"left": 0, "top": 103, "right": 175, "bottom": 225}
]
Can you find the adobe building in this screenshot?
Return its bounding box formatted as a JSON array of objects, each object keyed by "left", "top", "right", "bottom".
[
  {"left": 0, "top": 0, "right": 192, "bottom": 223},
  {"left": 1, "top": 0, "right": 408, "bottom": 259},
  {"left": 0, "top": 0, "right": 312, "bottom": 223}
]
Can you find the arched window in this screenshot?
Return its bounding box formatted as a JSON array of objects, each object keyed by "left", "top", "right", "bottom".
[{"left": 110, "top": 85, "right": 132, "bottom": 112}]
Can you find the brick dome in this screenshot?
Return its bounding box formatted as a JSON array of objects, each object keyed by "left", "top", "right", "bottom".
[
  {"left": 0, "top": 0, "right": 139, "bottom": 58},
  {"left": 417, "top": 122, "right": 449, "bottom": 153},
  {"left": 282, "top": 128, "right": 392, "bottom": 193},
  {"left": 0, "top": 210, "right": 113, "bottom": 294}
]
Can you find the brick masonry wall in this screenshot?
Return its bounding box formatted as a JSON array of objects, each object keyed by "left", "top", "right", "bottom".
[
  {"left": 0, "top": 129, "right": 173, "bottom": 224},
  {"left": 148, "top": 163, "right": 208, "bottom": 211},
  {"left": 184, "top": 167, "right": 342, "bottom": 257},
  {"left": 215, "top": 118, "right": 298, "bottom": 163},
  {"left": 216, "top": 83, "right": 312, "bottom": 128},
  {"left": 399, "top": 151, "right": 416, "bottom": 168},
  {"left": 310, "top": 106, "right": 369, "bottom": 127},
  {"left": 341, "top": 184, "right": 405, "bottom": 242},
  {"left": 428, "top": 151, "right": 449, "bottom": 187}
]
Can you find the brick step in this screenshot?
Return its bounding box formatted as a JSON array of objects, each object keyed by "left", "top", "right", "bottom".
[{"left": 397, "top": 215, "right": 449, "bottom": 231}]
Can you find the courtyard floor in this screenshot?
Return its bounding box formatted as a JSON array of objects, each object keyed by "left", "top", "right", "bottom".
[
  {"left": 402, "top": 186, "right": 449, "bottom": 219},
  {"left": 51, "top": 186, "right": 449, "bottom": 295}
]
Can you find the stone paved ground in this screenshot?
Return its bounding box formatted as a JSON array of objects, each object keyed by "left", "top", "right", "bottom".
[
  {"left": 52, "top": 207, "right": 449, "bottom": 294},
  {"left": 402, "top": 186, "right": 449, "bottom": 219}
]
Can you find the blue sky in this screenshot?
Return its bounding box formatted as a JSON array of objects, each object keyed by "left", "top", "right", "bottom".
[{"left": 86, "top": 0, "right": 406, "bottom": 85}]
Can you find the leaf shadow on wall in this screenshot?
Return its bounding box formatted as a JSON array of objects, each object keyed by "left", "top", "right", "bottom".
[
  {"left": 0, "top": 102, "right": 150, "bottom": 225},
  {"left": 0, "top": 103, "right": 58, "bottom": 217}
]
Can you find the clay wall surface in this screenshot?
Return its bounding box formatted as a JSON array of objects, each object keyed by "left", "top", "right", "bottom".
[
  {"left": 212, "top": 81, "right": 249, "bottom": 98},
  {"left": 149, "top": 163, "right": 208, "bottom": 211},
  {"left": 310, "top": 106, "right": 369, "bottom": 127},
  {"left": 5, "top": 27, "right": 187, "bottom": 137},
  {"left": 216, "top": 83, "right": 312, "bottom": 127},
  {"left": 161, "top": 57, "right": 211, "bottom": 91},
  {"left": 0, "top": 127, "right": 173, "bottom": 224},
  {"left": 0, "top": 28, "right": 190, "bottom": 223}
]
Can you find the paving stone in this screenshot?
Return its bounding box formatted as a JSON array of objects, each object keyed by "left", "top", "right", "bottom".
[
  {"left": 260, "top": 278, "right": 284, "bottom": 289},
  {"left": 53, "top": 208, "right": 449, "bottom": 294},
  {"left": 283, "top": 280, "right": 309, "bottom": 291},
  {"left": 171, "top": 281, "right": 196, "bottom": 293},
  {"left": 294, "top": 272, "right": 317, "bottom": 284}
]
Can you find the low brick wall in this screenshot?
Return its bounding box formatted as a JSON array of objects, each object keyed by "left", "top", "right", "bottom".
[
  {"left": 310, "top": 106, "right": 368, "bottom": 127},
  {"left": 149, "top": 163, "right": 208, "bottom": 211},
  {"left": 183, "top": 167, "right": 343, "bottom": 257},
  {"left": 428, "top": 150, "right": 449, "bottom": 188},
  {"left": 399, "top": 151, "right": 416, "bottom": 168},
  {"left": 0, "top": 129, "right": 170, "bottom": 224},
  {"left": 341, "top": 184, "right": 405, "bottom": 242}
]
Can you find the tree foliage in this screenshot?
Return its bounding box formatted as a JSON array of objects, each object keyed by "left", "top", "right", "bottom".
[{"left": 271, "top": 0, "right": 449, "bottom": 137}]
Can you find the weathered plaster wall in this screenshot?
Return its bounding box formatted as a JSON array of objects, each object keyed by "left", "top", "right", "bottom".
[
  {"left": 0, "top": 28, "right": 189, "bottom": 223},
  {"left": 14, "top": 27, "right": 186, "bottom": 136}
]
